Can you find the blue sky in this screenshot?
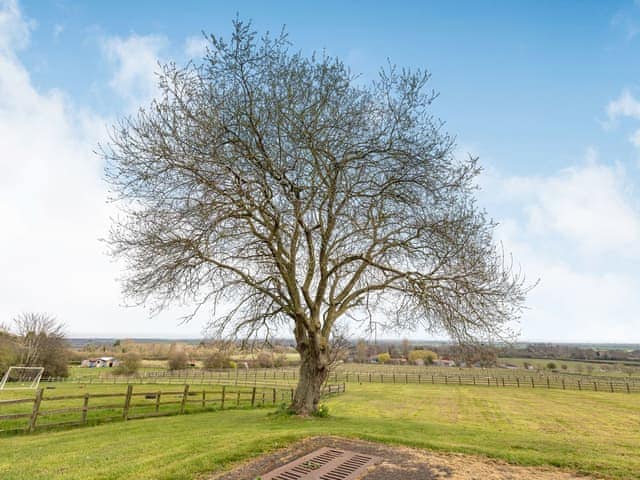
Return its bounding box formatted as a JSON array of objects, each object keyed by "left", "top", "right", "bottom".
[{"left": 2, "top": 0, "right": 640, "bottom": 341}]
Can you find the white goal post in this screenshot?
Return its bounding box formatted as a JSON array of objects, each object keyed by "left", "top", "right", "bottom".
[{"left": 0, "top": 366, "right": 45, "bottom": 390}]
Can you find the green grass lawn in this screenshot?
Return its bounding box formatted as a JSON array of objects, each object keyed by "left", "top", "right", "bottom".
[{"left": 1, "top": 383, "right": 638, "bottom": 480}]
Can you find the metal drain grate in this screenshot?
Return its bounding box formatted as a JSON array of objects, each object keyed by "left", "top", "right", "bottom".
[{"left": 260, "top": 447, "right": 379, "bottom": 480}]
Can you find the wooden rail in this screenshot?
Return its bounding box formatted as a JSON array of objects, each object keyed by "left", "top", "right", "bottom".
[
  {"left": 0, "top": 383, "right": 345, "bottom": 435},
  {"left": 54, "top": 367, "right": 640, "bottom": 394}
]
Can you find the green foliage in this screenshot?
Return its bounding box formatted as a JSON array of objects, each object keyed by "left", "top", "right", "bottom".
[
  {"left": 408, "top": 349, "right": 438, "bottom": 365},
  {"left": 312, "top": 403, "right": 330, "bottom": 418},
  {"left": 377, "top": 353, "right": 391, "bottom": 364},
  {"left": 546, "top": 362, "right": 557, "bottom": 370},
  {"left": 0, "top": 332, "right": 19, "bottom": 375},
  {"left": 268, "top": 402, "right": 295, "bottom": 418}
]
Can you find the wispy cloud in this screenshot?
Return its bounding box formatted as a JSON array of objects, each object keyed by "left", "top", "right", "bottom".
[
  {"left": 0, "top": 0, "right": 34, "bottom": 52},
  {"left": 184, "top": 35, "right": 208, "bottom": 58},
  {"left": 101, "top": 34, "right": 167, "bottom": 110},
  {"left": 480, "top": 149, "right": 640, "bottom": 341},
  {"left": 607, "top": 89, "right": 640, "bottom": 121}
]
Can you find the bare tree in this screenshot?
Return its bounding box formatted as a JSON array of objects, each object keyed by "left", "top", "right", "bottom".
[
  {"left": 13, "top": 313, "right": 69, "bottom": 377},
  {"left": 103, "top": 21, "right": 529, "bottom": 414}
]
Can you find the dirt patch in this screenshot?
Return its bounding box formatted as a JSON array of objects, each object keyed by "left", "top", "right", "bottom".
[{"left": 204, "top": 436, "right": 602, "bottom": 480}]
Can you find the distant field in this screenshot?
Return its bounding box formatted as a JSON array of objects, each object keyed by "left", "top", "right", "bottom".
[{"left": 0, "top": 383, "right": 638, "bottom": 479}]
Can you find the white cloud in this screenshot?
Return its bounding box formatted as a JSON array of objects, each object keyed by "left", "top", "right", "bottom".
[
  {"left": 101, "top": 34, "right": 167, "bottom": 109},
  {"left": 629, "top": 128, "right": 640, "bottom": 147},
  {"left": 184, "top": 35, "right": 208, "bottom": 58},
  {"left": 0, "top": 2, "right": 206, "bottom": 337},
  {"left": 481, "top": 152, "right": 640, "bottom": 342},
  {"left": 0, "top": 0, "right": 32, "bottom": 52},
  {"left": 607, "top": 90, "right": 640, "bottom": 121},
  {"left": 502, "top": 162, "right": 640, "bottom": 256}
]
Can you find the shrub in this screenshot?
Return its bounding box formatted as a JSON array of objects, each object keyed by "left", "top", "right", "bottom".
[
  {"left": 168, "top": 350, "right": 189, "bottom": 370},
  {"left": 408, "top": 349, "right": 438, "bottom": 365},
  {"left": 377, "top": 352, "right": 391, "bottom": 364},
  {"left": 313, "top": 403, "right": 330, "bottom": 418},
  {"left": 203, "top": 350, "right": 229, "bottom": 369},
  {"left": 256, "top": 351, "right": 274, "bottom": 368},
  {"left": 546, "top": 362, "right": 557, "bottom": 370},
  {"left": 273, "top": 354, "right": 288, "bottom": 367},
  {"left": 114, "top": 352, "right": 140, "bottom": 375},
  {"left": 228, "top": 360, "right": 237, "bottom": 369}
]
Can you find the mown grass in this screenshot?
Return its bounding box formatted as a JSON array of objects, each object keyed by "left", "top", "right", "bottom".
[{"left": 1, "top": 383, "right": 638, "bottom": 480}]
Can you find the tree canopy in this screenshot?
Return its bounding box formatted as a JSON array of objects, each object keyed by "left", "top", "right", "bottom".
[{"left": 103, "top": 20, "right": 529, "bottom": 414}]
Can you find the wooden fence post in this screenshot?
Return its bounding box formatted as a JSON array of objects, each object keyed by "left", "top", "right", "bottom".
[
  {"left": 272, "top": 387, "right": 277, "bottom": 405},
  {"left": 180, "top": 385, "right": 189, "bottom": 414},
  {"left": 28, "top": 388, "right": 44, "bottom": 433},
  {"left": 122, "top": 384, "right": 133, "bottom": 421},
  {"left": 202, "top": 390, "right": 206, "bottom": 408},
  {"left": 81, "top": 393, "right": 89, "bottom": 424},
  {"left": 251, "top": 387, "right": 256, "bottom": 407},
  {"left": 236, "top": 390, "right": 240, "bottom": 406},
  {"left": 221, "top": 386, "right": 226, "bottom": 409},
  {"left": 626, "top": 382, "right": 630, "bottom": 393},
  {"left": 155, "top": 391, "right": 161, "bottom": 413}
]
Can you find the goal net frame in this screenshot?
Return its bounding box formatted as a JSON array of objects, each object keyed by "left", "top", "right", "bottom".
[{"left": 0, "top": 366, "right": 45, "bottom": 390}]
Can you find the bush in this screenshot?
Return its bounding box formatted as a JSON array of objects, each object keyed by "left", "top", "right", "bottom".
[
  {"left": 273, "top": 354, "right": 288, "bottom": 367},
  {"left": 228, "top": 360, "right": 237, "bottom": 369},
  {"left": 203, "top": 350, "right": 229, "bottom": 369},
  {"left": 377, "top": 352, "right": 391, "bottom": 364},
  {"left": 546, "top": 362, "right": 557, "bottom": 370},
  {"left": 408, "top": 349, "right": 438, "bottom": 365},
  {"left": 313, "top": 403, "right": 330, "bottom": 418},
  {"left": 256, "top": 351, "right": 274, "bottom": 368},
  {"left": 114, "top": 352, "right": 140, "bottom": 375},
  {"left": 168, "top": 350, "right": 189, "bottom": 370}
]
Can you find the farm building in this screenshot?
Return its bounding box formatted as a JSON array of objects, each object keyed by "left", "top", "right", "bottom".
[{"left": 80, "top": 356, "right": 119, "bottom": 368}]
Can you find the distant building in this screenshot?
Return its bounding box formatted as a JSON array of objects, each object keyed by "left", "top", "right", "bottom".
[{"left": 81, "top": 356, "right": 119, "bottom": 368}]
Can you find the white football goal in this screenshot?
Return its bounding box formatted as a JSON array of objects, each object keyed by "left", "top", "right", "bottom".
[{"left": 0, "top": 366, "right": 45, "bottom": 390}]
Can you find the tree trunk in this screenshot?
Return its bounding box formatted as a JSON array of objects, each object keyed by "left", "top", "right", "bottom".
[{"left": 290, "top": 345, "right": 328, "bottom": 415}]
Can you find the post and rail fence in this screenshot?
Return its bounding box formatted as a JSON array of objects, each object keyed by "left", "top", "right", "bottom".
[
  {"left": 48, "top": 366, "right": 640, "bottom": 394},
  {"left": 0, "top": 382, "right": 346, "bottom": 436}
]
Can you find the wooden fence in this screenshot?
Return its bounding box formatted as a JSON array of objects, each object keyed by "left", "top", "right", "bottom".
[
  {"left": 0, "top": 382, "right": 346, "bottom": 435},
  {"left": 65, "top": 368, "right": 640, "bottom": 394},
  {"left": 46, "top": 365, "right": 640, "bottom": 394},
  {"left": 334, "top": 371, "right": 639, "bottom": 393}
]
